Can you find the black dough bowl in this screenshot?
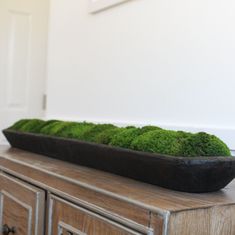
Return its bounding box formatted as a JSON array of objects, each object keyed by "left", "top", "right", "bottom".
[{"left": 3, "top": 129, "right": 235, "bottom": 193}]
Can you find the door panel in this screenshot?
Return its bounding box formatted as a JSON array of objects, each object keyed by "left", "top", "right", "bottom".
[
  {"left": 0, "top": 0, "right": 49, "bottom": 144},
  {"left": 0, "top": 173, "right": 45, "bottom": 235},
  {"left": 1, "top": 192, "right": 31, "bottom": 235},
  {"left": 6, "top": 10, "right": 31, "bottom": 108},
  {"left": 48, "top": 195, "right": 144, "bottom": 235}
]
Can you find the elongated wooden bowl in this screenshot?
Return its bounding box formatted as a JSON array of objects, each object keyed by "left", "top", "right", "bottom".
[{"left": 3, "top": 129, "right": 235, "bottom": 193}]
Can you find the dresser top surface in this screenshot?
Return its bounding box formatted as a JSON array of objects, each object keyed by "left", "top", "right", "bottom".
[{"left": 0, "top": 146, "right": 234, "bottom": 213}]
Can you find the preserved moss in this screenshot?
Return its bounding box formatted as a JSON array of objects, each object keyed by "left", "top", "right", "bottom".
[
  {"left": 95, "top": 127, "right": 125, "bottom": 144},
  {"left": 36, "top": 120, "right": 60, "bottom": 132},
  {"left": 56, "top": 122, "right": 95, "bottom": 140},
  {"left": 140, "top": 125, "right": 162, "bottom": 132},
  {"left": 110, "top": 128, "right": 143, "bottom": 148},
  {"left": 130, "top": 130, "right": 183, "bottom": 156},
  {"left": 79, "top": 124, "right": 117, "bottom": 142},
  {"left": 131, "top": 130, "right": 231, "bottom": 157},
  {"left": 179, "top": 132, "right": 232, "bottom": 157},
  {"left": 9, "top": 119, "right": 31, "bottom": 130},
  {"left": 40, "top": 121, "right": 64, "bottom": 135},
  {"left": 8, "top": 119, "right": 231, "bottom": 157},
  {"left": 110, "top": 126, "right": 163, "bottom": 149},
  {"left": 16, "top": 119, "right": 46, "bottom": 133}
]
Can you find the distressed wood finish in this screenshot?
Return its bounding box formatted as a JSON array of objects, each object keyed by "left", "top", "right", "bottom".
[
  {"left": 2, "top": 196, "right": 29, "bottom": 235},
  {"left": 150, "top": 214, "right": 165, "bottom": 235},
  {"left": 0, "top": 155, "right": 150, "bottom": 228},
  {"left": 168, "top": 205, "right": 235, "bottom": 235},
  {"left": 0, "top": 146, "right": 235, "bottom": 235},
  {"left": 48, "top": 195, "right": 148, "bottom": 235},
  {"left": 0, "top": 173, "right": 45, "bottom": 235}
]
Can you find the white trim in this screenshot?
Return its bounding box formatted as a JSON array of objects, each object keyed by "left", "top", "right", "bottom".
[
  {"left": 45, "top": 115, "right": 235, "bottom": 151},
  {"left": 88, "top": 0, "right": 130, "bottom": 13},
  {"left": 47, "top": 194, "right": 53, "bottom": 235},
  {"left": 58, "top": 221, "right": 87, "bottom": 235},
  {"left": 163, "top": 211, "right": 170, "bottom": 235}
]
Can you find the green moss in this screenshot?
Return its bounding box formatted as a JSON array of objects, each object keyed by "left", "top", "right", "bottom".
[
  {"left": 110, "top": 128, "right": 143, "bottom": 148},
  {"left": 56, "top": 122, "right": 95, "bottom": 140},
  {"left": 179, "top": 132, "right": 231, "bottom": 157},
  {"left": 18, "top": 119, "right": 58, "bottom": 133},
  {"left": 130, "top": 130, "right": 183, "bottom": 156},
  {"left": 80, "top": 124, "right": 116, "bottom": 142},
  {"left": 131, "top": 130, "right": 231, "bottom": 157},
  {"left": 95, "top": 127, "right": 125, "bottom": 144},
  {"left": 7, "top": 119, "right": 231, "bottom": 157},
  {"left": 46, "top": 122, "right": 82, "bottom": 136},
  {"left": 16, "top": 119, "right": 46, "bottom": 133},
  {"left": 35, "top": 120, "right": 60, "bottom": 132},
  {"left": 110, "top": 125, "right": 163, "bottom": 149},
  {"left": 140, "top": 125, "right": 162, "bottom": 133},
  {"left": 39, "top": 121, "right": 61, "bottom": 135},
  {"left": 9, "top": 119, "right": 31, "bottom": 131}
]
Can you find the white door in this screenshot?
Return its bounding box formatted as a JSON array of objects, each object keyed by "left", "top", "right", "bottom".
[{"left": 0, "top": 0, "right": 49, "bottom": 144}]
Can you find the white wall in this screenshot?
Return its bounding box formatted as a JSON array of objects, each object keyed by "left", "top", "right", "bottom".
[{"left": 46, "top": 0, "right": 235, "bottom": 150}]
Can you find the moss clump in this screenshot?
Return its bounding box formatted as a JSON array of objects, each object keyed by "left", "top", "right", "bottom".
[
  {"left": 80, "top": 124, "right": 116, "bottom": 142},
  {"left": 39, "top": 121, "right": 64, "bottom": 135},
  {"left": 179, "top": 132, "right": 231, "bottom": 157},
  {"left": 110, "top": 126, "right": 162, "bottom": 149},
  {"left": 9, "top": 119, "right": 31, "bottom": 130},
  {"left": 140, "top": 125, "right": 162, "bottom": 133},
  {"left": 47, "top": 121, "right": 80, "bottom": 136},
  {"left": 35, "top": 120, "right": 59, "bottom": 132},
  {"left": 131, "top": 130, "right": 183, "bottom": 156},
  {"left": 7, "top": 119, "right": 231, "bottom": 157},
  {"left": 95, "top": 127, "right": 125, "bottom": 144},
  {"left": 15, "top": 119, "right": 46, "bottom": 133},
  {"left": 131, "top": 130, "right": 231, "bottom": 157},
  {"left": 56, "top": 122, "right": 95, "bottom": 140},
  {"left": 110, "top": 128, "right": 143, "bottom": 148}
]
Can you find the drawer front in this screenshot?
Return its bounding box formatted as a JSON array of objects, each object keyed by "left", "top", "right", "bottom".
[
  {"left": 48, "top": 195, "right": 147, "bottom": 235},
  {"left": 0, "top": 173, "right": 45, "bottom": 235}
]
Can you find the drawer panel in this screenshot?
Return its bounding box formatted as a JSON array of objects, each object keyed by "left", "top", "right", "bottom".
[
  {"left": 0, "top": 157, "right": 150, "bottom": 227},
  {"left": 48, "top": 195, "right": 147, "bottom": 235},
  {"left": 0, "top": 173, "right": 45, "bottom": 235}
]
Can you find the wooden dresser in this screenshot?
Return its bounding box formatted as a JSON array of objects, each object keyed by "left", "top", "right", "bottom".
[{"left": 0, "top": 146, "right": 234, "bottom": 235}]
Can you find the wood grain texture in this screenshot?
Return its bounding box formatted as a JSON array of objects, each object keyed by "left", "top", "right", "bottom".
[
  {"left": 48, "top": 195, "right": 143, "bottom": 235},
  {"left": 149, "top": 213, "right": 165, "bottom": 235},
  {"left": 0, "top": 172, "right": 45, "bottom": 235},
  {"left": 2, "top": 195, "right": 29, "bottom": 235},
  {"left": 168, "top": 205, "right": 235, "bottom": 235}
]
